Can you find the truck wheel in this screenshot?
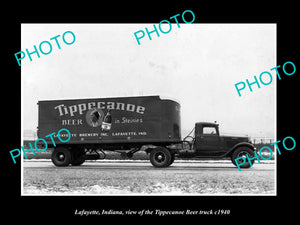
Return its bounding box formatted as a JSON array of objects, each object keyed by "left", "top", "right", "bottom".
[
  {"left": 231, "top": 147, "right": 255, "bottom": 169},
  {"left": 51, "top": 147, "right": 72, "bottom": 167},
  {"left": 71, "top": 148, "right": 85, "bottom": 166},
  {"left": 150, "top": 147, "right": 172, "bottom": 168},
  {"left": 168, "top": 153, "right": 175, "bottom": 166}
]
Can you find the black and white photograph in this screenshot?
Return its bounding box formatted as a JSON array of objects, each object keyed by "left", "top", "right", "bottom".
[
  {"left": 4, "top": 5, "right": 298, "bottom": 222},
  {"left": 21, "top": 23, "right": 276, "bottom": 195}
]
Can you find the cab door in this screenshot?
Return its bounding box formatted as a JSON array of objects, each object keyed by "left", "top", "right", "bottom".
[{"left": 194, "top": 124, "right": 224, "bottom": 156}]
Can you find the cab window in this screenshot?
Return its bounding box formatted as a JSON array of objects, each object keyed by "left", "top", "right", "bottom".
[{"left": 203, "top": 126, "right": 217, "bottom": 135}]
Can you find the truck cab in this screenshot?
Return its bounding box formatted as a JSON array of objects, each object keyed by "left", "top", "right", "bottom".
[
  {"left": 176, "top": 122, "right": 256, "bottom": 168},
  {"left": 194, "top": 122, "right": 224, "bottom": 156}
]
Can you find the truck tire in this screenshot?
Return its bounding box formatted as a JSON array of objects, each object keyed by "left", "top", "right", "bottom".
[
  {"left": 231, "top": 147, "right": 255, "bottom": 169},
  {"left": 150, "top": 147, "right": 172, "bottom": 168},
  {"left": 70, "top": 148, "right": 85, "bottom": 166},
  {"left": 51, "top": 147, "right": 72, "bottom": 167},
  {"left": 168, "top": 153, "right": 175, "bottom": 166}
]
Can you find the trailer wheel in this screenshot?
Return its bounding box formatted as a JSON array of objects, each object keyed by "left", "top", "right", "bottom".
[
  {"left": 150, "top": 147, "right": 172, "bottom": 168},
  {"left": 71, "top": 148, "right": 85, "bottom": 166},
  {"left": 51, "top": 147, "right": 72, "bottom": 167},
  {"left": 231, "top": 147, "right": 255, "bottom": 168},
  {"left": 168, "top": 153, "right": 175, "bottom": 166}
]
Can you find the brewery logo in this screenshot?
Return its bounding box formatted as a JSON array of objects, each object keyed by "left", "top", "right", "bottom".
[
  {"left": 86, "top": 108, "right": 104, "bottom": 127},
  {"left": 86, "top": 108, "right": 112, "bottom": 131}
]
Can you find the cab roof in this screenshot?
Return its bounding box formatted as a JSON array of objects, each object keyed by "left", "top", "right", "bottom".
[{"left": 196, "top": 122, "right": 219, "bottom": 126}]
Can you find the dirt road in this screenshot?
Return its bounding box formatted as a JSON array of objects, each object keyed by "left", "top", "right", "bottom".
[{"left": 22, "top": 160, "right": 275, "bottom": 195}]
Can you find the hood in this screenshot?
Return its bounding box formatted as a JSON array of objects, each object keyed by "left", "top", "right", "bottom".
[
  {"left": 221, "top": 135, "right": 249, "bottom": 142},
  {"left": 221, "top": 135, "right": 251, "bottom": 149}
]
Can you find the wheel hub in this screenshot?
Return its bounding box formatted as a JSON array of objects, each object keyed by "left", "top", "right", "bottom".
[
  {"left": 58, "top": 153, "right": 65, "bottom": 161},
  {"left": 155, "top": 152, "right": 165, "bottom": 163}
]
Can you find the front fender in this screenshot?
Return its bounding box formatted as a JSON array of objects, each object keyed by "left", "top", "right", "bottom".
[{"left": 229, "top": 142, "right": 256, "bottom": 153}]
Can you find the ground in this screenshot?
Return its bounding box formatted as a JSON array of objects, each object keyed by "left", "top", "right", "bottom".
[{"left": 22, "top": 159, "right": 275, "bottom": 195}]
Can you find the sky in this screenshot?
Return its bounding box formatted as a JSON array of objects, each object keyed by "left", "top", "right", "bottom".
[{"left": 21, "top": 23, "right": 276, "bottom": 139}]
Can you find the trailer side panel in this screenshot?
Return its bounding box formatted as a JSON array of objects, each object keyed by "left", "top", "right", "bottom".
[{"left": 38, "top": 96, "right": 181, "bottom": 145}]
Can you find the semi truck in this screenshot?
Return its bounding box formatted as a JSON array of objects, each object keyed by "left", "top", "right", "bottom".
[{"left": 37, "top": 95, "right": 256, "bottom": 168}]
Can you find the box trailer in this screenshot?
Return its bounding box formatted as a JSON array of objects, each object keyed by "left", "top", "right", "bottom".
[{"left": 38, "top": 95, "right": 256, "bottom": 168}]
